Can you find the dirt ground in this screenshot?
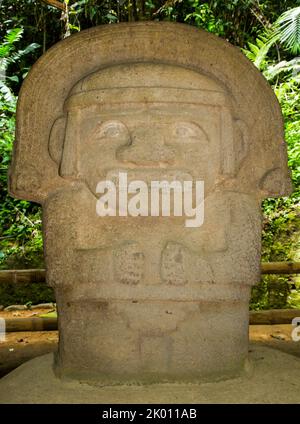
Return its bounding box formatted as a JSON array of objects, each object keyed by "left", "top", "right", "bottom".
[
  {"left": 0, "top": 308, "right": 57, "bottom": 377},
  {"left": 0, "top": 308, "right": 299, "bottom": 377}
]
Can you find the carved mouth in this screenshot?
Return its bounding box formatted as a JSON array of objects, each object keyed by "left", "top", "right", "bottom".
[
  {"left": 84, "top": 168, "right": 200, "bottom": 198},
  {"left": 105, "top": 168, "right": 194, "bottom": 185}
]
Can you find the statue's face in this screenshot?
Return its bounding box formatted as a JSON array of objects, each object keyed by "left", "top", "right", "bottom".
[
  {"left": 58, "top": 92, "right": 234, "bottom": 286},
  {"left": 73, "top": 101, "right": 224, "bottom": 197}
]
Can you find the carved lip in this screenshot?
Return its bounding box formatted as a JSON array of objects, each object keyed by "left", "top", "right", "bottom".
[
  {"left": 86, "top": 169, "right": 202, "bottom": 197},
  {"left": 105, "top": 169, "right": 195, "bottom": 184}
]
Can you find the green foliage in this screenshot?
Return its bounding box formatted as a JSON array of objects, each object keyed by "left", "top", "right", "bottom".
[
  {"left": 0, "top": 282, "right": 54, "bottom": 308},
  {"left": 265, "top": 59, "right": 300, "bottom": 81},
  {"left": 0, "top": 27, "right": 39, "bottom": 101},
  {"left": 250, "top": 275, "right": 292, "bottom": 310},
  {"left": 0, "top": 28, "right": 43, "bottom": 271},
  {"left": 184, "top": 1, "right": 227, "bottom": 36},
  {"left": 242, "top": 34, "right": 274, "bottom": 71}
]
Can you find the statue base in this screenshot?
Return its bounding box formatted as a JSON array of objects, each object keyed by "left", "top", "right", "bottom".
[{"left": 0, "top": 345, "right": 300, "bottom": 403}]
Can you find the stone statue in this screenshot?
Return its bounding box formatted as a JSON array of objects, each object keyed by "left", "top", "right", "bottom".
[{"left": 9, "top": 22, "right": 291, "bottom": 383}]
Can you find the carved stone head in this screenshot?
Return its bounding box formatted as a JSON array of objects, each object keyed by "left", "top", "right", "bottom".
[{"left": 50, "top": 63, "right": 241, "bottom": 196}]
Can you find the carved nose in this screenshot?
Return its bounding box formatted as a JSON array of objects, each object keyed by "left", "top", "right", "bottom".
[{"left": 117, "top": 141, "right": 176, "bottom": 165}]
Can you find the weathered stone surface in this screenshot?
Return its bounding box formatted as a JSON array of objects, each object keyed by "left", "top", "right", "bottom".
[{"left": 8, "top": 22, "right": 291, "bottom": 383}]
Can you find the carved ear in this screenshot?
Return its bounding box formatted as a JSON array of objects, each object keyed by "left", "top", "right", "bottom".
[
  {"left": 49, "top": 117, "right": 66, "bottom": 165},
  {"left": 234, "top": 119, "right": 248, "bottom": 173},
  {"left": 260, "top": 167, "right": 293, "bottom": 197}
]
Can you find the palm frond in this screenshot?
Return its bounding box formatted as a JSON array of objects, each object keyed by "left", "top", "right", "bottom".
[
  {"left": 0, "top": 80, "right": 14, "bottom": 102},
  {"left": 9, "top": 43, "right": 40, "bottom": 64},
  {"left": 264, "top": 58, "right": 300, "bottom": 81},
  {"left": 275, "top": 6, "right": 300, "bottom": 54}
]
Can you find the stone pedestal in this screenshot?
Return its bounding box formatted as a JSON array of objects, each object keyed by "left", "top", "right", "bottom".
[
  {"left": 55, "top": 298, "right": 250, "bottom": 382},
  {"left": 1, "top": 346, "right": 300, "bottom": 404}
]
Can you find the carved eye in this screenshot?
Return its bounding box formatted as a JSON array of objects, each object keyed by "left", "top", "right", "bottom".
[
  {"left": 175, "top": 125, "right": 196, "bottom": 137},
  {"left": 98, "top": 121, "right": 128, "bottom": 139},
  {"left": 174, "top": 122, "right": 208, "bottom": 143}
]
